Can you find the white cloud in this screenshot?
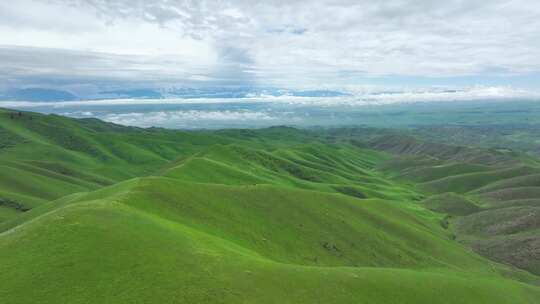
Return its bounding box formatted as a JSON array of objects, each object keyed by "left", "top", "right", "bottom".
[
  {"left": 102, "top": 110, "right": 277, "bottom": 128},
  {"left": 3, "top": 86, "right": 538, "bottom": 108},
  {"left": 1, "top": 0, "right": 540, "bottom": 90},
  {"left": 293, "top": 86, "right": 540, "bottom": 106}
]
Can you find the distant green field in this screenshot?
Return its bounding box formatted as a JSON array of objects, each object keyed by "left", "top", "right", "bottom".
[{"left": 0, "top": 108, "right": 539, "bottom": 303}]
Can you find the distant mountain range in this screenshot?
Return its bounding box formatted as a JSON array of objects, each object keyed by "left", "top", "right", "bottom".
[
  {"left": 0, "top": 87, "right": 350, "bottom": 102},
  {"left": 1, "top": 88, "right": 78, "bottom": 102}
]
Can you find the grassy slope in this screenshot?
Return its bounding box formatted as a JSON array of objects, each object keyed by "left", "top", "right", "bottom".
[
  {"left": 421, "top": 193, "right": 480, "bottom": 216},
  {"left": 369, "top": 135, "right": 540, "bottom": 277},
  {"left": 1, "top": 109, "right": 539, "bottom": 303},
  {"left": 2, "top": 177, "right": 539, "bottom": 303},
  {"left": 0, "top": 108, "right": 235, "bottom": 214},
  {"left": 472, "top": 174, "right": 540, "bottom": 194},
  {"left": 395, "top": 163, "right": 491, "bottom": 183},
  {"left": 418, "top": 166, "right": 540, "bottom": 194},
  {"left": 163, "top": 143, "right": 418, "bottom": 201}
]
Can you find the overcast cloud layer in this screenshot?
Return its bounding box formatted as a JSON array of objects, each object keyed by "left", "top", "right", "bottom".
[{"left": 1, "top": 0, "right": 540, "bottom": 95}]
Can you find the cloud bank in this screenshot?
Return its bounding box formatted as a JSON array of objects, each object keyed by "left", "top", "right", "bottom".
[
  {"left": 2, "top": 86, "right": 538, "bottom": 109},
  {"left": 101, "top": 110, "right": 278, "bottom": 128},
  {"left": 1, "top": 0, "right": 540, "bottom": 93}
]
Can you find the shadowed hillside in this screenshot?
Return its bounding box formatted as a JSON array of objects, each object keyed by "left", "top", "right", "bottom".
[{"left": 369, "top": 134, "right": 540, "bottom": 277}]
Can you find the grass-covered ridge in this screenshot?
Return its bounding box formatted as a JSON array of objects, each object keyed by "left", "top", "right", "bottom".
[
  {"left": 370, "top": 134, "right": 540, "bottom": 278},
  {"left": 0, "top": 108, "right": 539, "bottom": 303}
]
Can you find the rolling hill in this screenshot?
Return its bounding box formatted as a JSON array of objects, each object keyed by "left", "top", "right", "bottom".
[
  {"left": 0, "top": 108, "right": 539, "bottom": 303},
  {"left": 369, "top": 134, "right": 540, "bottom": 278}
]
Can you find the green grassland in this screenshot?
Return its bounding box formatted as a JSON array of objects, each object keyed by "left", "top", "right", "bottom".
[
  {"left": 1, "top": 108, "right": 540, "bottom": 303},
  {"left": 370, "top": 134, "right": 540, "bottom": 278},
  {"left": 420, "top": 193, "right": 480, "bottom": 216}
]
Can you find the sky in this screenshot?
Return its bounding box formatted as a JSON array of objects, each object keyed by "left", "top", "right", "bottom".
[{"left": 1, "top": 0, "right": 540, "bottom": 96}]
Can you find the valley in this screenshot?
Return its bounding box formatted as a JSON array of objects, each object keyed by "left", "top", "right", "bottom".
[{"left": 1, "top": 108, "right": 540, "bottom": 303}]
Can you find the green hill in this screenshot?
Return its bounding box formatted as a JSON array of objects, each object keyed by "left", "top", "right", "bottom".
[
  {"left": 395, "top": 163, "right": 491, "bottom": 183},
  {"left": 2, "top": 176, "right": 539, "bottom": 303},
  {"left": 421, "top": 193, "right": 480, "bottom": 216},
  {"left": 370, "top": 135, "right": 540, "bottom": 277},
  {"left": 418, "top": 166, "right": 539, "bottom": 194},
  {"left": 472, "top": 174, "right": 540, "bottom": 194},
  {"left": 0, "top": 109, "right": 539, "bottom": 303}
]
